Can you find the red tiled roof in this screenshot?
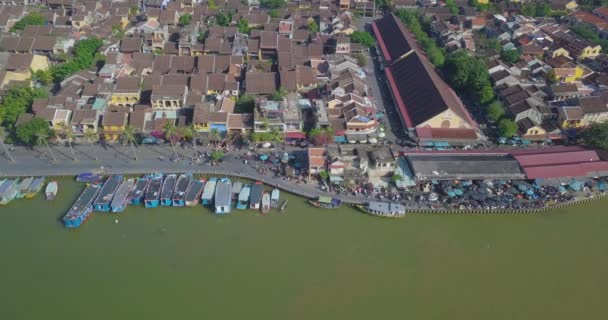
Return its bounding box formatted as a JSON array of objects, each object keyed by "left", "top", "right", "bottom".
[{"left": 513, "top": 149, "right": 608, "bottom": 179}]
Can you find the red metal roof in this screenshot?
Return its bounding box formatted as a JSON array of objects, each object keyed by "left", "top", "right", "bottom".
[{"left": 513, "top": 150, "right": 600, "bottom": 167}]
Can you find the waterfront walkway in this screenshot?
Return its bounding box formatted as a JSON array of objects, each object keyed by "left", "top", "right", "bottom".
[{"left": 0, "top": 144, "right": 368, "bottom": 204}]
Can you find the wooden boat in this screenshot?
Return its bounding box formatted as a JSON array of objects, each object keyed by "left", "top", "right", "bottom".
[
  {"left": 144, "top": 174, "right": 163, "bottom": 208},
  {"left": 63, "top": 184, "right": 101, "bottom": 228},
  {"left": 236, "top": 184, "right": 251, "bottom": 209},
  {"left": 25, "top": 177, "right": 45, "bottom": 198},
  {"left": 172, "top": 174, "right": 192, "bottom": 207},
  {"left": 280, "top": 200, "right": 288, "bottom": 212},
  {"left": 45, "top": 181, "right": 58, "bottom": 200},
  {"left": 110, "top": 178, "right": 135, "bottom": 213},
  {"left": 231, "top": 181, "right": 243, "bottom": 200},
  {"left": 357, "top": 201, "right": 406, "bottom": 218},
  {"left": 185, "top": 180, "right": 205, "bottom": 206},
  {"left": 93, "top": 175, "right": 123, "bottom": 212},
  {"left": 17, "top": 177, "right": 33, "bottom": 198},
  {"left": 261, "top": 192, "right": 270, "bottom": 214},
  {"left": 308, "top": 196, "right": 342, "bottom": 209},
  {"left": 270, "top": 188, "right": 280, "bottom": 208},
  {"left": 160, "top": 174, "right": 177, "bottom": 206},
  {"left": 214, "top": 178, "right": 232, "bottom": 214},
  {"left": 201, "top": 177, "right": 217, "bottom": 205},
  {"left": 249, "top": 182, "right": 263, "bottom": 209},
  {"left": 0, "top": 179, "right": 19, "bottom": 205},
  {"left": 128, "top": 177, "right": 149, "bottom": 205}
]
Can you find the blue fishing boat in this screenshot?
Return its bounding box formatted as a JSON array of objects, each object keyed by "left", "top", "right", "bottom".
[
  {"left": 128, "top": 177, "right": 149, "bottom": 205},
  {"left": 144, "top": 174, "right": 163, "bottom": 208},
  {"left": 76, "top": 172, "right": 102, "bottom": 183},
  {"left": 160, "top": 174, "right": 177, "bottom": 206},
  {"left": 172, "top": 173, "right": 192, "bottom": 207},
  {"left": 236, "top": 184, "right": 251, "bottom": 209},
  {"left": 214, "top": 178, "right": 232, "bottom": 214},
  {"left": 201, "top": 177, "right": 217, "bottom": 205},
  {"left": 63, "top": 184, "right": 101, "bottom": 228},
  {"left": 185, "top": 179, "right": 205, "bottom": 206},
  {"left": 0, "top": 179, "right": 19, "bottom": 205},
  {"left": 93, "top": 175, "right": 123, "bottom": 212},
  {"left": 110, "top": 178, "right": 135, "bottom": 213},
  {"left": 249, "top": 182, "right": 264, "bottom": 209}
]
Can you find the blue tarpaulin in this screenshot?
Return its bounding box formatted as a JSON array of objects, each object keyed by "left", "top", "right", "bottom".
[
  {"left": 334, "top": 136, "right": 347, "bottom": 143},
  {"left": 259, "top": 155, "right": 269, "bottom": 161},
  {"left": 433, "top": 142, "right": 450, "bottom": 147}
]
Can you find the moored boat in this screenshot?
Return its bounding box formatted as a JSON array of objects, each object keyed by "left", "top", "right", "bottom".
[
  {"left": 26, "top": 177, "right": 45, "bottom": 198},
  {"left": 63, "top": 184, "right": 101, "bottom": 228},
  {"left": 214, "top": 178, "right": 232, "bottom": 214},
  {"left": 17, "top": 177, "right": 33, "bottom": 198},
  {"left": 270, "top": 188, "right": 280, "bottom": 208},
  {"left": 172, "top": 174, "right": 192, "bottom": 207},
  {"left": 0, "top": 179, "right": 19, "bottom": 205},
  {"left": 110, "top": 178, "right": 135, "bottom": 213},
  {"left": 231, "top": 181, "right": 243, "bottom": 200},
  {"left": 93, "top": 175, "right": 123, "bottom": 212},
  {"left": 201, "top": 177, "right": 217, "bottom": 205},
  {"left": 249, "top": 182, "right": 263, "bottom": 209},
  {"left": 128, "top": 177, "right": 149, "bottom": 205},
  {"left": 236, "top": 184, "right": 251, "bottom": 209},
  {"left": 261, "top": 192, "right": 270, "bottom": 214},
  {"left": 308, "top": 196, "right": 342, "bottom": 209},
  {"left": 144, "top": 174, "right": 163, "bottom": 208},
  {"left": 45, "top": 181, "right": 58, "bottom": 200},
  {"left": 280, "top": 200, "right": 288, "bottom": 212},
  {"left": 357, "top": 201, "right": 406, "bottom": 218},
  {"left": 76, "top": 172, "right": 102, "bottom": 183},
  {"left": 184, "top": 179, "right": 205, "bottom": 206},
  {"left": 160, "top": 174, "right": 177, "bottom": 206}
]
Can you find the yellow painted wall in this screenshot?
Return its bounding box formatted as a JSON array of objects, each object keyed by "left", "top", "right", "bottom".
[
  {"left": 552, "top": 48, "right": 571, "bottom": 59},
  {"left": 418, "top": 110, "right": 472, "bottom": 129},
  {"left": 580, "top": 45, "right": 602, "bottom": 59},
  {"left": 110, "top": 93, "right": 140, "bottom": 105},
  {"left": 523, "top": 126, "right": 546, "bottom": 136},
  {"left": 563, "top": 66, "right": 584, "bottom": 83}
]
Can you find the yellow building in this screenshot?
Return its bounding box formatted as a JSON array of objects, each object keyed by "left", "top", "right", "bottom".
[
  {"left": 110, "top": 77, "right": 141, "bottom": 108},
  {"left": 101, "top": 111, "right": 129, "bottom": 141},
  {"left": 558, "top": 95, "right": 608, "bottom": 128}
]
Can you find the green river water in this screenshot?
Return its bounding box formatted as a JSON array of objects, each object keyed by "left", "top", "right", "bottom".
[{"left": 1, "top": 179, "right": 607, "bottom": 319}]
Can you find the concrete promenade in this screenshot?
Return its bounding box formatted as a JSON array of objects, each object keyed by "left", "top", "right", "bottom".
[{"left": 0, "top": 143, "right": 367, "bottom": 204}]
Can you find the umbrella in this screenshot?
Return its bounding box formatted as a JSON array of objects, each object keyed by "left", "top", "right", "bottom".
[
  {"left": 259, "top": 154, "right": 269, "bottom": 161},
  {"left": 263, "top": 142, "right": 271, "bottom": 148},
  {"left": 518, "top": 184, "right": 528, "bottom": 191},
  {"left": 447, "top": 191, "right": 456, "bottom": 198},
  {"left": 454, "top": 189, "right": 463, "bottom": 196}
]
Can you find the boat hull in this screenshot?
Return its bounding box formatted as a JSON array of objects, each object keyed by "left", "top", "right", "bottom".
[{"left": 145, "top": 200, "right": 160, "bottom": 208}]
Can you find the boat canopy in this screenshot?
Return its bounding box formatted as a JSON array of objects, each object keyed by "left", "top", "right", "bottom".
[{"left": 318, "top": 196, "right": 332, "bottom": 204}]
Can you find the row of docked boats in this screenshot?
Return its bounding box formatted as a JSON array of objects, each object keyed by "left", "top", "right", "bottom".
[
  {"left": 63, "top": 174, "right": 287, "bottom": 228},
  {"left": 0, "top": 177, "right": 58, "bottom": 204}
]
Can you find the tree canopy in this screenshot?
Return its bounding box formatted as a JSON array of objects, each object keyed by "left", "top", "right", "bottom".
[
  {"left": 215, "top": 12, "right": 232, "bottom": 26},
  {"left": 444, "top": 50, "right": 494, "bottom": 104},
  {"left": 395, "top": 9, "right": 445, "bottom": 67},
  {"left": 237, "top": 18, "right": 250, "bottom": 34},
  {"left": 16, "top": 118, "right": 51, "bottom": 145},
  {"left": 0, "top": 86, "right": 48, "bottom": 128},
  {"left": 271, "top": 87, "right": 287, "bottom": 101},
  {"left": 500, "top": 48, "right": 521, "bottom": 63},
  {"left": 308, "top": 20, "right": 319, "bottom": 34},
  {"left": 179, "top": 13, "right": 192, "bottom": 26},
  {"left": 261, "top": 0, "right": 286, "bottom": 9},
  {"left": 210, "top": 150, "right": 225, "bottom": 162},
  {"left": 308, "top": 127, "right": 334, "bottom": 146},
  {"left": 445, "top": 0, "right": 458, "bottom": 15},
  {"left": 349, "top": 31, "right": 375, "bottom": 48},
  {"left": 581, "top": 122, "right": 608, "bottom": 150},
  {"left": 10, "top": 13, "right": 46, "bottom": 32},
  {"left": 498, "top": 119, "right": 518, "bottom": 138},
  {"left": 235, "top": 95, "right": 255, "bottom": 113},
  {"left": 50, "top": 38, "right": 103, "bottom": 82},
  {"left": 486, "top": 100, "right": 506, "bottom": 123}
]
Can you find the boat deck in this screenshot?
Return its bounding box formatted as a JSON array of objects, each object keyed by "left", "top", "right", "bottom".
[
  {"left": 250, "top": 184, "right": 263, "bottom": 208},
  {"left": 185, "top": 180, "right": 204, "bottom": 203},
  {"left": 129, "top": 178, "right": 149, "bottom": 201},
  {"left": 27, "top": 177, "right": 45, "bottom": 195},
  {"left": 145, "top": 177, "right": 163, "bottom": 201},
  {"left": 173, "top": 174, "right": 192, "bottom": 202},
  {"left": 160, "top": 175, "right": 177, "bottom": 200},
  {"left": 66, "top": 185, "right": 101, "bottom": 218},
  {"left": 201, "top": 178, "right": 217, "bottom": 203},
  {"left": 93, "top": 176, "right": 122, "bottom": 207},
  {"left": 110, "top": 179, "right": 134, "bottom": 210}
]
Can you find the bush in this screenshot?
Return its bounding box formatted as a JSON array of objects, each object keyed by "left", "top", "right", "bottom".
[
  {"left": 349, "top": 31, "right": 375, "bottom": 48},
  {"left": 260, "top": 0, "right": 286, "bottom": 9},
  {"left": 498, "top": 118, "right": 518, "bottom": 138},
  {"left": 179, "top": 13, "right": 192, "bottom": 26},
  {"left": 500, "top": 48, "right": 521, "bottom": 63},
  {"left": 10, "top": 13, "right": 46, "bottom": 32},
  {"left": 486, "top": 100, "right": 505, "bottom": 123}
]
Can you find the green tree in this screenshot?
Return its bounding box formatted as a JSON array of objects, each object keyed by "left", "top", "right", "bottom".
[
  {"left": 209, "top": 128, "right": 222, "bottom": 144},
  {"left": 444, "top": 50, "right": 492, "bottom": 103},
  {"left": 308, "top": 20, "right": 319, "bottom": 34},
  {"left": 49, "top": 38, "right": 103, "bottom": 82},
  {"left": 58, "top": 122, "right": 77, "bottom": 161},
  {"left": 208, "top": 0, "right": 218, "bottom": 9},
  {"left": 353, "top": 52, "right": 367, "bottom": 67},
  {"left": 10, "top": 13, "right": 46, "bottom": 32},
  {"left": 210, "top": 150, "right": 225, "bottom": 162},
  {"left": 0, "top": 126, "right": 15, "bottom": 163},
  {"left": 581, "top": 122, "right": 608, "bottom": 150},
  {"left": 395, "top": 9, "right": 445, "bottom": 67},
  {"left": 501, "top": 48, "right": 521, "bottom": 63},
  {"left": 0, "top": 86, "right": 48, "bottom": 128},
  {"left": 16, "top": 118, "right": 50, "bottom": 145},
  {"left": 32, "top": 69, "right": 53, "bottom": 85},
  {"left": 235, "top": 94, "right": 255, "bottom": 113},
  {"left": 535, "top": 2, "right": 551, "bottom": 17},
  {"left": 269, "top": 9, "right": 280, "bottom": 19},
  {"left": 498, "top": 118, "right": 518, "bottom": 138},
  {"left": 546, "top": 69, "right": 558, "bottom": 85},
  {"left": 121, "top": 125, "right": 139, "bottom": 161},
  {"left": 374, "top": 0, "right": 390, "bottom": 10},
  {"left": 179, "top": 13, "right": 192, "bottom": 26},
  {"left": 35, "top": 128, "right": 56, "bottom": 162},
  {"left": 182, "top": 125, "right": 199, "bottom": 161},
  {"left": 197, "top": 31, "right": 208, "bottom": 43},
  {"left": 215, "top": 12, "right": 231, "bottom": 26},
  {"left": 318, "top": 171, "right": 329, "bottom": 182},
  {"left": 261, "top": 0, "right": 286, "bottom": 9},
  {"left": 162, "top": 122, "right": 179, "bottom": 158},
  {"left": 476, "top": 84, "right": 495, "bottom": 105},
  {"left": 271, "top": 87, "right": 287, "bottom": 101},
  {"left": 486, "top": 100, "right": 505, "bottom": 123},
  {"left": 349, "top": 31, "right": 376, "bottom": 48},
  {"left": 521, "top": 3, "right": 536, "bottom": 17},
  {"left": 83, "top": 128, "right": 99, "bottom": 161},
  {"left": 391, "top": 174, "right": 403, "bottom": 185},
  {"left": 237, "top": 18, "right": 250, "bottom": 34},
  {"left": 445, "top": 0, "right": 458, "bottom": 15}
]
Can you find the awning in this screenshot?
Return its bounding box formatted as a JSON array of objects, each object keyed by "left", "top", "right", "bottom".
[
  {"left": 284, "top": 132, "right": 306, "bottom": 139},
  {"left": 330, "top": 176, "right": 344, "bottom": 182}
]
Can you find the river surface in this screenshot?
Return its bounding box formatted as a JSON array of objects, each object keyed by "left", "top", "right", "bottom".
[{"left": 1, "top": 179, "right": 607, "bottom": 319}]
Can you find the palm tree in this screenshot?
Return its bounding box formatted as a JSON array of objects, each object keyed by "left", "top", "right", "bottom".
[
  {"left": 162, "top": 121, "right": 179, "bottom": 158},
  {"left": 209, "top": 128, "right": 221, "bottom": 144},
  {"left": 0, "top": 127, "right": 15, "bottom": 163},
  {"left": 181, "top": 125, "right": 198, "bottom": 161},
  {"left": 36, "top": 130, "right": 56, "bottom": 162},
  {"left": 121, "top": 125, "right": 139, "bottom": 161},
  {"left": 83, "top": 128, "right": 99, "bottom": 161},
  {"left": 59, "top": 122, "right": 77, "bottom": 161}
]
